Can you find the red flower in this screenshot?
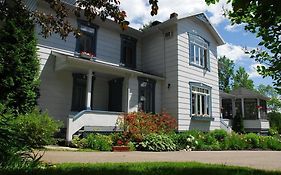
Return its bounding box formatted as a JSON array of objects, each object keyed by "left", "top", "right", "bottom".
[{"left": 117, "top": 140, "right": 123, "bottom": 146}]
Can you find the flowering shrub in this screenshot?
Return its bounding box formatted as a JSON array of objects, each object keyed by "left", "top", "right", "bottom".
[
  {"left": 118, "top": 112, "right": 177, "bottom": 142},
  {"left": 112, "top": 132, "right": 130, "bottom": 146},
  {"left": 137, "top": 133, "right": 176, "bottom": 152}
]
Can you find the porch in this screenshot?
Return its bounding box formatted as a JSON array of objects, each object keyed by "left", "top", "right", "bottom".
[
  {"left": 220, "top": 88, "right": 270, "bottom": 133},
  {"left": 51, "top": 51, "right": 163, "bottom": 141}
]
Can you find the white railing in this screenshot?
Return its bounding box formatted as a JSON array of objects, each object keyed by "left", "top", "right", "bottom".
[
  {"left": 220, "top": 118, "right": 232, "bottom": 133},
  {"left": 66, "top": 110, "right": 122, "bottom": 141}
]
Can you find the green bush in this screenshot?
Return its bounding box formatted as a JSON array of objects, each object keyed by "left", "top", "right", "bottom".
[
  {"left": 224, "top": 133, "right": 247, "bottom": 150},
  {"left": 268, "top": 112, "right": 281, "bottom": 134},
  {"left": 232, "top": 114, "right": 244, "bottom": 134},
  {"left": 137, "top": 133, "right": 176, "bottom": 151},
  {"left": 266, "top": 136, "right": 281, "bottom": 150},
  {"left": 13, "top": 109, "right": 62, "bottom": 148},
  {"left": 171, "top": 132, "right": 198, "bottom": 151},
  {"left": 210, "top": 129, "right": 228, "bottom": 142},
  {"left": 85, "top": 134, "right": 112, "bottom": 151},
  {"left": 72, "top": 134, "right": 113, "bottom": 151},
  {"left": 244, "top": 133, "right": 260, "bottom": 149}
]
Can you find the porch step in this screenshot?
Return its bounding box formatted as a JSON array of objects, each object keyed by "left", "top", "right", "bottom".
[{"left": 73, "top": 126, "right": 121, "bottom": 139}]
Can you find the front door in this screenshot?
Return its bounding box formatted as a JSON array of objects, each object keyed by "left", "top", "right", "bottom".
[
  {"left": 71, "top": 73, "right": 87, "bottom": 111},
  {"left": 138, "top": 77, "right": 155, "bottom": 113},
  {"left": 108, "top": 78, "right": 124, "bottom": 112}
]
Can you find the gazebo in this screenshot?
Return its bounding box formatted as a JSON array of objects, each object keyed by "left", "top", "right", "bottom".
[{"left": 220, "top": 87, "right": 270, "bottom": 134}]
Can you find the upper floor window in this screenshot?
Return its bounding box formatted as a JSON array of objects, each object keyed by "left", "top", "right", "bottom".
[
  {"left": 190, "top": 83, "right": 211, "bottom": 117},
  {"left": 120, "top": 35, "right": 137, "bottom": 69},
  {"left": 189, "top": 34, "right": 209, "bottom": 70},
  {"left": 76, "top": 21, "right": 98, "bottom": 58}
]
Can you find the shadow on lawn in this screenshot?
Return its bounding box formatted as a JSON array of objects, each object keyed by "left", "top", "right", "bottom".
[{"left": 2, "top": 162, "right": 281, "bottom": 175}]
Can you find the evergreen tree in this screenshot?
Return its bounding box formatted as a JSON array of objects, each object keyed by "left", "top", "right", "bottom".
[{"left": 0, "top": 0, "right": 39, "bottom": 114}]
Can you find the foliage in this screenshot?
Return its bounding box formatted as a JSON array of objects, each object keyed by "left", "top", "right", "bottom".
[
  {"left": 232, "top": 114, "right": 244, "bottom": 134},
  {"left": 0, "top": 0, "right": 40, "bottom": 115},
  {"left": 209, "top": 129, "right": 228, "bottom": 142},
  {"left": 118, "top": 112, "right": 177, "bottom": 142},
  {"left": 218, "top": 56, "right": 235, "bottom": 93},
  {"left": 85, "top": 134, "right": 112, "bottom": 151},
  {"left": 111, "top": 132, "right": 130, "bottom": 146},
  {"left": 72, "top": 134, "right": 113, "bottom": 151},
  {"left": 0, "top": 106, "right": 58, "bottom": 169},
  {"left": 268, "top": 128, "right": 279, "bottom": 137},
  {"left": 268, "top": 112, "right": 281, "bottom": 134},
  {"left": 206, "top": 0, "right": 281, "bottom": 93},
  {"left": 2, "top": 162, "right": 280, "bottom": 175},
  {"left": 13, "top": 109, "right": 62, "bottom": 148},
  {"left": 224, "top": 133, "right": 247, "bottom": 150},
  {"left": 244, "top": 133, "right": 260, "bottom": 149},
  {"left": 232, "top": 67, "right": 254, "bottom": 90},
  {"left": 171, "top": 132, "right": 198, "bottom": 151},
  {"left": 137, "top": 133, "right": 176, "bottom": 152},
  {"left": 257, "top": 85, "right": 281, "bottom": 112}
]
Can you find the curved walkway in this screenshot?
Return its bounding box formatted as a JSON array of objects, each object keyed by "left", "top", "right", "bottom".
[{"left": 41, "top": 151, "right": 281, "bottom": 171}]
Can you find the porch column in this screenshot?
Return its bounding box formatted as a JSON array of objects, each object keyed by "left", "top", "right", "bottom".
[
  {"left": 86, "top": 69, "right": 93, "bottom": 110},
  {"left": 257, "top": 98, "right": 261, "bottom": 119},
  {"left": 241, "top": 98, "right": 245, "bottom": 118},
  {"left": 232, "top": 98, "right": 236, "bottom": 118}
]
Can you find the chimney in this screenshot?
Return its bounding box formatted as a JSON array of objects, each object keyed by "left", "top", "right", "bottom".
[{"left": 170, "top": 12, "right": 178, "bottom": 19}]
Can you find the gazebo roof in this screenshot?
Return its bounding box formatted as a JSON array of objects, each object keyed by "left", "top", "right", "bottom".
[{"left": 230, "top": 87, "right": 270, "bottom": 101}]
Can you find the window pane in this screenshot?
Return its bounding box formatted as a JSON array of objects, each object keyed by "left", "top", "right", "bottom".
[
  {"left": 197, "top": 95, "right": 200, "bottom": 115},
  {"left": 192, "top": 93, "right": 195, "bottom": 115},
  {"left": 204, "top": 49, "right": 208, "bottom": 68},
  {"left": 190, "top": 43, "right": 195, "bottom": 63},
  {"left": 202, "top": 95, "right": 205, "bottom": 115},
  {"left": 195, "top": 46, "right": 199, "bottom": 64},
  {"left": 200, "top": 48, "right": 204, "bottom": 67},
  {"left": 207, "top": 96, "right": 210, "bottom": 115}
]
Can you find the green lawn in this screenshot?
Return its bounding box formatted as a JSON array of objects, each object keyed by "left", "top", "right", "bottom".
[{"left": 2, "top": 162, "right": 281, "bottom": 175}]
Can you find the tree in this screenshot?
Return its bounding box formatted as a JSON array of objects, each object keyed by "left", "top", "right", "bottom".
[
  {"left": 257, "top": 84, "right": 281, "bottom": 112},
  {"left": 218, "top": 56, "right": 235, "bottom": 93},
  {"left": 0, "top": 0, "right": 39, "bottom": 114},
  {"left": 232, "top": 67, "right": 254, "bottom": 90},
  {"left": 205, "top": 0, "right": 281, "bottom": 93},
  {"left": 0, "top": 0, "right": 160, "bottom": 40}
]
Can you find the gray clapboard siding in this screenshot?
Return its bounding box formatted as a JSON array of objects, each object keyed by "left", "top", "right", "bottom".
[
  {"left": 37, "top": 46, "right": 72, "bottom": 125},
  {"left": 177, "top": 18, "right": 220, "bottom": 131}
]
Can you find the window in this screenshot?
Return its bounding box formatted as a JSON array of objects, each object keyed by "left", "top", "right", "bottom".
[
  {"left": 189, "top": 34, "right": 209, "bottom": 69},
  {"left": 190, "top": 83, "right": 211, "bottom": 117},
  {"left": 138, "top": 77, "right": 155, "bottom": 113},
  {"left": 120, "top": 35, "right": 137, "bottom": 69},
  {"left": 76, "top": 21, "right": 98, "bottom": 57}
]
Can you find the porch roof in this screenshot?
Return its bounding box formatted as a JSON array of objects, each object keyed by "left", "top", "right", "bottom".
[{"left": 51, "top": 50, "right": 165, "bottom": 81}]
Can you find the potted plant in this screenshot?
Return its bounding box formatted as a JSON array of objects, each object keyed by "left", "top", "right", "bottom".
[
  {"left": 112, "top": 132, "right": 130, "bottom": 152},
  {"left": 80, "top": 51, "right": 95, "bottom": 60}
]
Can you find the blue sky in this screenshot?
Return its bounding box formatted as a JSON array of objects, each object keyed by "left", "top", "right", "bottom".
[{"left": 120, "top": 0, "right": 273, "bottom": 87}]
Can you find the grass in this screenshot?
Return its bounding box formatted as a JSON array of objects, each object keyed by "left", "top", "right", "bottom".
[{"left": 1, "top": 162, "right": 281, "bottom": 175}]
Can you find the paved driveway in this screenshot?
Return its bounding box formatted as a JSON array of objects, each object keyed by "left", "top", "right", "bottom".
[{"left": 42, "top": 151, "right": 281, "bottom": 171}]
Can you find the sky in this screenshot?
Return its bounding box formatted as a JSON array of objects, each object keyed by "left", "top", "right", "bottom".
[{"left": 119, "top": 0, "right": 273, "bottom": 87}]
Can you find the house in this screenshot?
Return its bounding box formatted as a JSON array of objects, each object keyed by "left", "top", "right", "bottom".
[
  {"left": 220, "top": 88, "right": 270, "bottom": 134},
  {"left": 30, "top": 0, "right": 227, "bottom": 141}
]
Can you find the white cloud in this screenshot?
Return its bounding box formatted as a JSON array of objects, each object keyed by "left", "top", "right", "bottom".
[
  {"left": 119, "top": 0, "right": 231, "bottom": 28},
  {"left": 225, "top": 23, "right": 245, "bottom": 32},
  {"left": 248, "top": 63, "right": 263, "bottom": 78},
  {"left": 218, "top": 43, "right": 248, "bottom": 62}
]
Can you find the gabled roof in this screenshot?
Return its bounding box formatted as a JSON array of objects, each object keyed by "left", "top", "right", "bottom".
[
  {"left": 178, "top": 13, "right": 225, "bottom": 46},
  {"left": 142, "top": 12, "right": 225, "bottom": 46}
]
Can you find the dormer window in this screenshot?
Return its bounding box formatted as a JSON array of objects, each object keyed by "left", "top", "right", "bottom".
[
  {"left": 120, "top": 35, "right": 137, "bottom": 69},
  {"left": 189, "top": 34, "right": 209, "bottom": 70},
  {"left": 76, "top": 21, "right": 98, "bottom": 58}
]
